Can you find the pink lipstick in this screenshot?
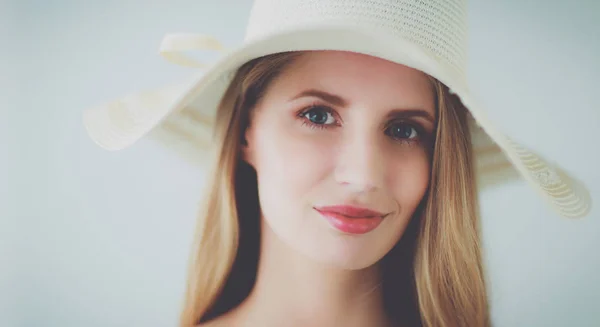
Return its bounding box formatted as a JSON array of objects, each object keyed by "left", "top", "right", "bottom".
[{"left": 314, "top": 205, "right": 386, "bottom": 234}]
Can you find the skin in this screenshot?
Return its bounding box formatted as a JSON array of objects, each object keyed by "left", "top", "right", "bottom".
[{"left": 203, "top": 50, "right": 436, "bottom": 327}]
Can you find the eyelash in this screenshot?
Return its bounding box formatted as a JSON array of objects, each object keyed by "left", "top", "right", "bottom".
[{"left": 297, "top": 104, "right": 428, "bottom": 146}]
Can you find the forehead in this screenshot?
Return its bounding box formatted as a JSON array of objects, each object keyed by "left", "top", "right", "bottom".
[
  {"left": 264, "top": 51, "right": 437, "bottom": 117},
  {"left": 265, "top": 50, "right": 435, "bottom": 112}
]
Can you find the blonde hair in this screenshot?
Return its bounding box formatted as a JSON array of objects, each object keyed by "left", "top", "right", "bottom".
[{"left": 178, "top": 52, "right": 490, "bottom": 327}]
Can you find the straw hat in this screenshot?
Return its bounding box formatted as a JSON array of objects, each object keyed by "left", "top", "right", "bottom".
[{"left": 82, "top": 0, "right": 591, "bottom": 219}]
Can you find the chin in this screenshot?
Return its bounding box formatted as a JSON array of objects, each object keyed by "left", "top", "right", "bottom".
[
  {"left": 266, "top": 213, "right": 407, "bottom": 271},
  {"left": 307, "top": 232, "right": 400, "bottom": 270},
  {"left": 312, "top": 250, "right": 384, "bottom": 271}
]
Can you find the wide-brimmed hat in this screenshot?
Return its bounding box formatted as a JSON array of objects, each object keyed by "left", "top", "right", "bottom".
[{"left": 82, "top": 0, "right": 591, "bottom": 219}]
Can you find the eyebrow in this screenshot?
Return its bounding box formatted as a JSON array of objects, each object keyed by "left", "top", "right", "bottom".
[
  {"left": 386, "top": 109, "right": 436, "bottom": 125},
  {"left": 291, "top": 89, "right": 348, "bottom": 107},
  {"left": 290, "top": 89, "right": 436, "bottom": 124}
]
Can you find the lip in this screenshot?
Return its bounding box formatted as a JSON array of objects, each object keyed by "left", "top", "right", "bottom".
[
  {"left": 314, "top": 205, "right": 387, "bottom": 235},
  {"left": 314, "top": 205, "right": 386, "bottom": 218}
]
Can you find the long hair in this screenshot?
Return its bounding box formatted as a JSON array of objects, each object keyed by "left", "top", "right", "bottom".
[{"left": 178, "top": 51, "right": 490, "bottom": 327}]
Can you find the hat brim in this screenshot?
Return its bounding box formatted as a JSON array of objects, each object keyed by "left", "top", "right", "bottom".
[{"left": 82, "top": 25, "right": 591, "bottom": 218}]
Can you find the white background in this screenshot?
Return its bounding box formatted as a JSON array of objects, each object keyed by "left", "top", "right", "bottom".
[{"left": 3, "top": 0, "right": 599, "bottom": 326}]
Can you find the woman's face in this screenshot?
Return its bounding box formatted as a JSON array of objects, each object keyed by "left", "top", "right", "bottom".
[{"left": 243, "top": 51, "right": 436, "bottom": 270}]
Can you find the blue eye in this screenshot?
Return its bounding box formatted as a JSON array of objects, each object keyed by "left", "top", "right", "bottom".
[
  {"left": 386, "top": 123, "right": 419, "bottom": 140},
  {"left": 302, "top": 106, "right": 336, "bottom": 125}
]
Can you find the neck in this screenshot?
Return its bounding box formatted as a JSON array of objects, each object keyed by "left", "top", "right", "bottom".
[{"left": 229, "top": 217, "right": 394, "bottom": 327}]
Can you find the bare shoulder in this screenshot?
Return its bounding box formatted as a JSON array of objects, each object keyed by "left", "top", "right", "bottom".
[
  {"left": 196, "top": 314, "right": 237, "bottom": 327},
  {"left": 196, "top": 319, "right": 226, "bottom": 327},
  {"left": 196, "top": 320, "right": 224, "bottom": 327}
]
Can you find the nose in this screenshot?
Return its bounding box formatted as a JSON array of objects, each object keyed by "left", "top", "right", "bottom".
[{"left": 334, "top": 131, "right": 386, "bottom": 193}]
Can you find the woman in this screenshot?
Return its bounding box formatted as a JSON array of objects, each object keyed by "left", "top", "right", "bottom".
[
  {"left": 82, "top": 0, "right": 591, "bottom": 326},
  {"left": 188, "top": 50, "right": 485, "bottom": 327}
]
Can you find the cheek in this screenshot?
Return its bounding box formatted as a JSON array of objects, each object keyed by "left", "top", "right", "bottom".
[
  {"left": 388, "top": 150, "right": 431, "bottom": 213},
  {"left": 252, "top": 122, "right": 334, "bottom": 213}
]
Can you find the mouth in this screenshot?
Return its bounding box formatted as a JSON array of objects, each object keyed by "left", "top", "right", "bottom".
[{"left": 314, "top": 205, "right": 388, "bottom": 235}]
